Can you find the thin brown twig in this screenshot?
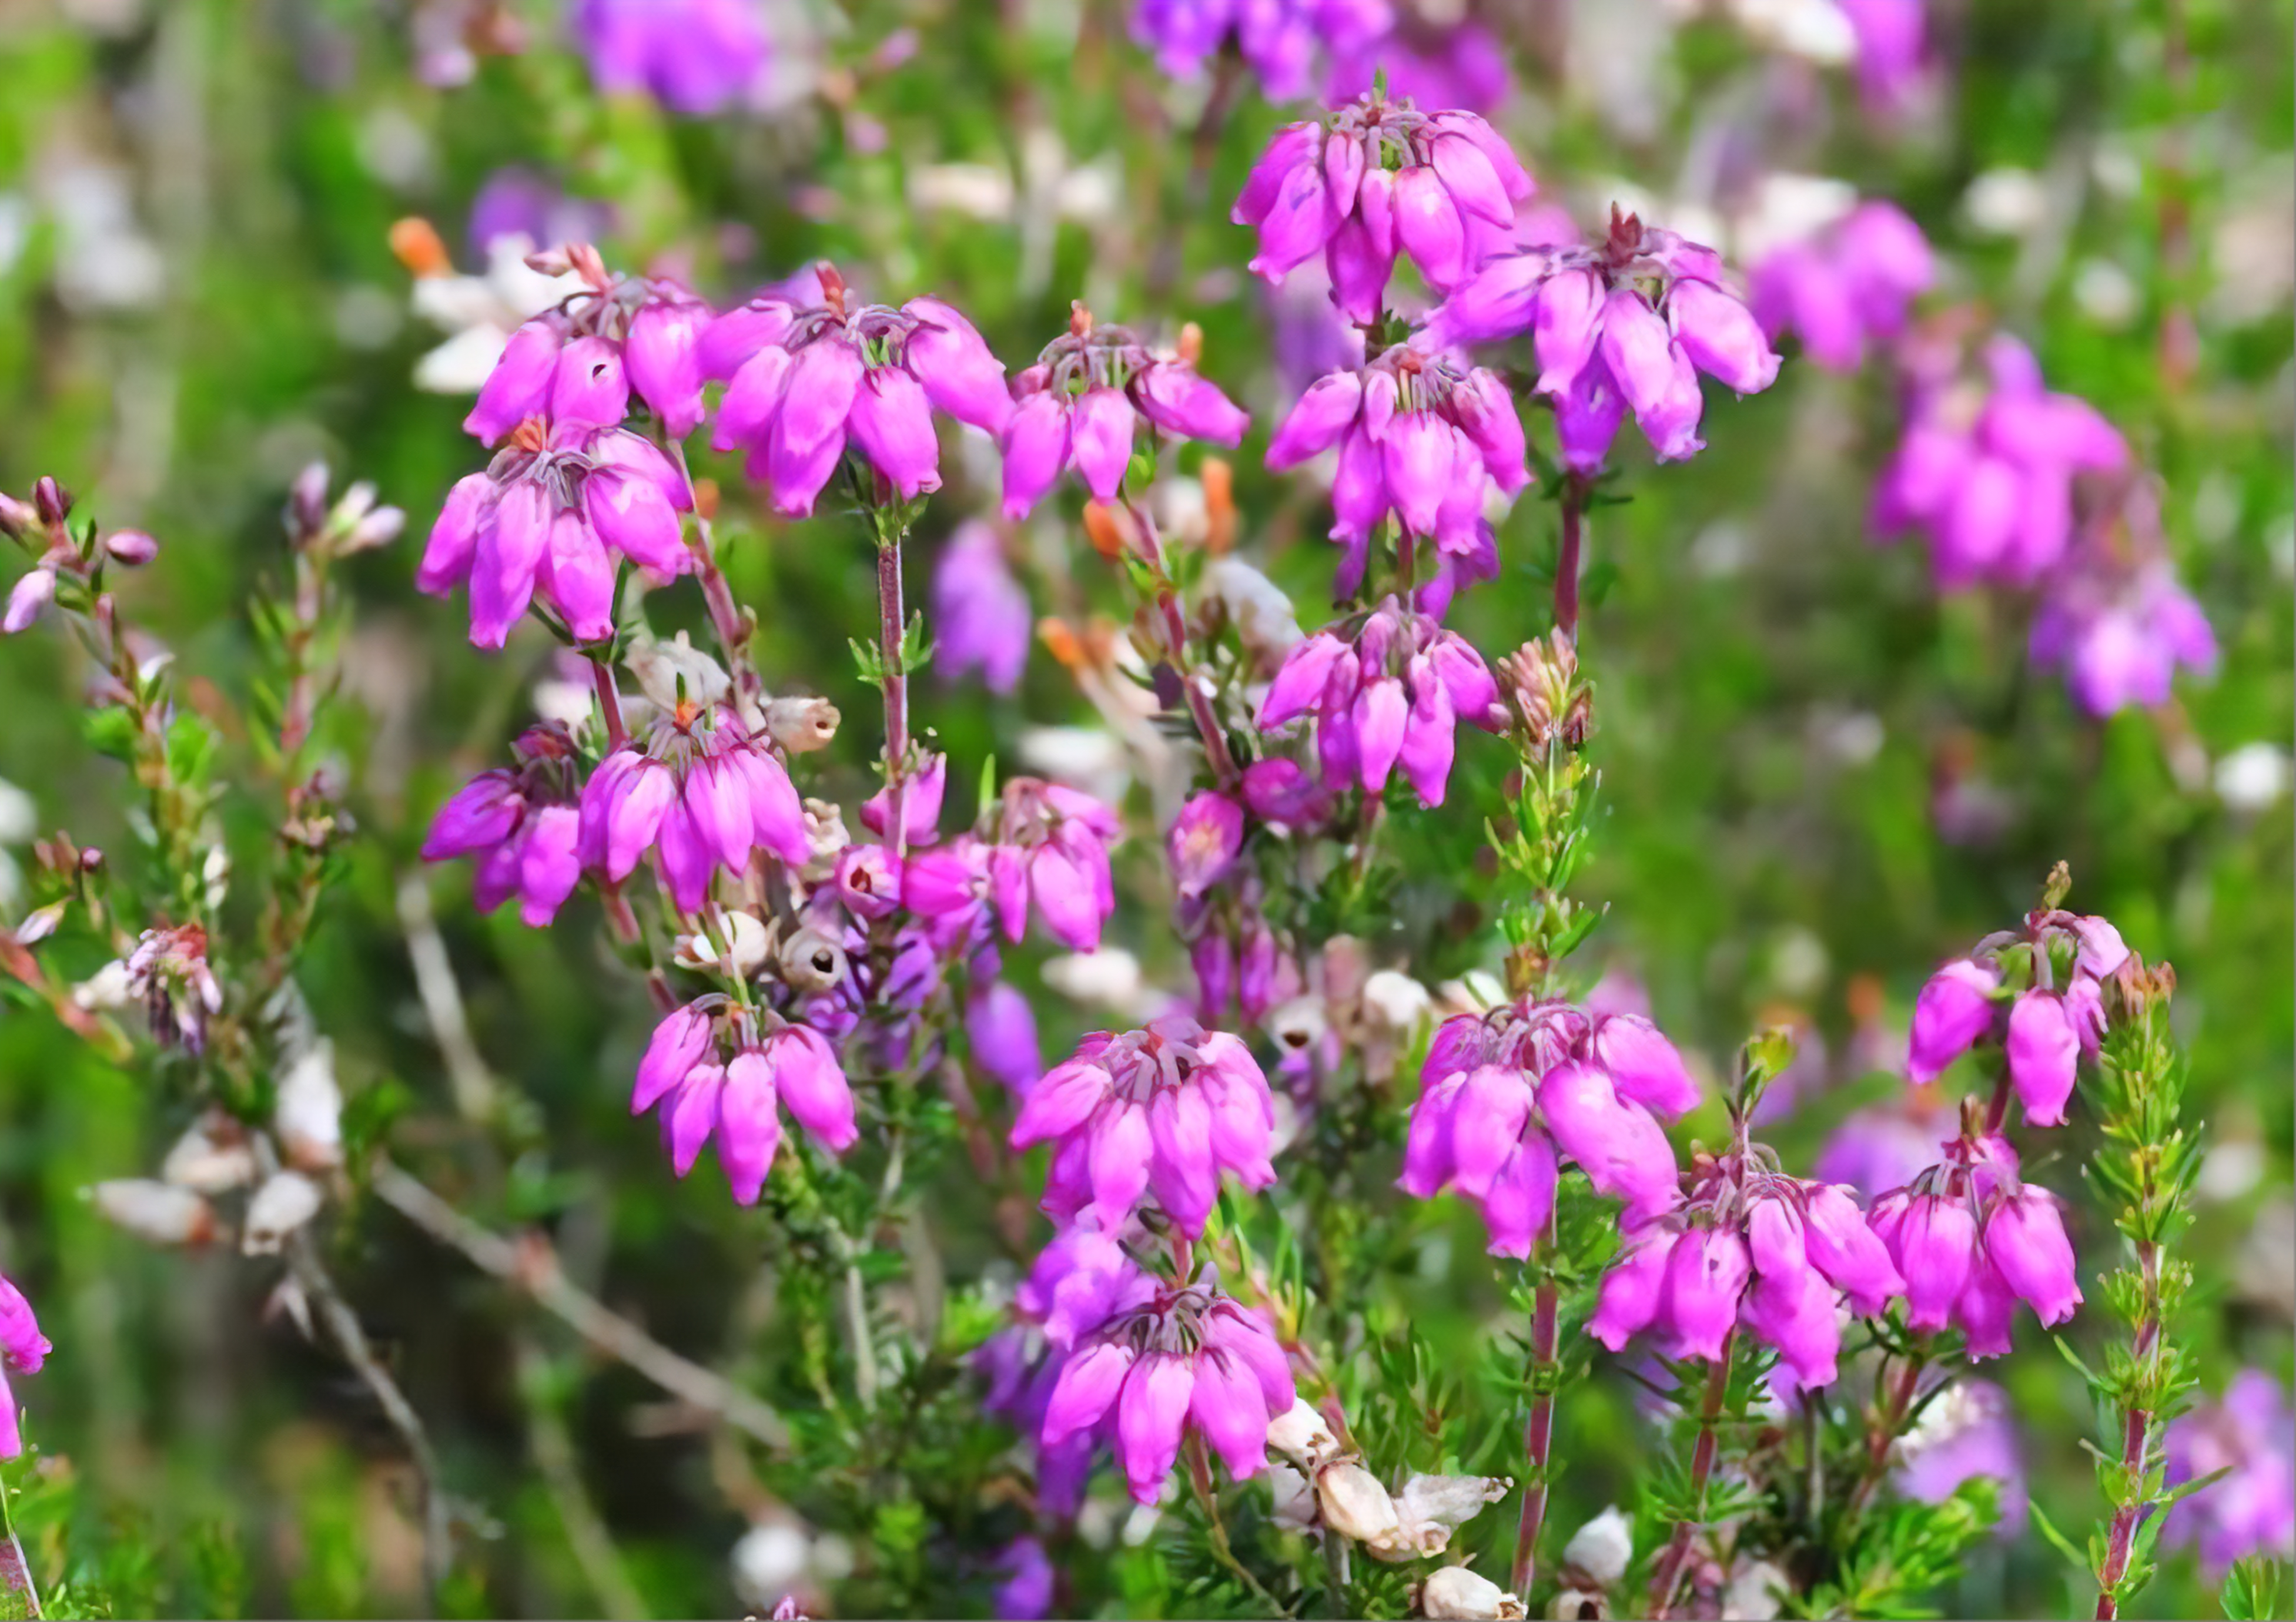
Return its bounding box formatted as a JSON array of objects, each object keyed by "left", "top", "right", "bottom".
[{"left": 371, "top": 1162, "right": 791, "bottom": 1450}]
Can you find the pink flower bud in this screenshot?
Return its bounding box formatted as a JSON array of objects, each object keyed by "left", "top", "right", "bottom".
[
  {"left": 2006, "top": 988, "right": 2079, "bottom": 1127},
  {"left": 1659, "top": 1228, "right": 1749, "bottom": 1361},
  {"left": 1983, "top": 1188, "right": 2081, "bottom": 1326},
  {"left": 1907, "top": 959, "right": 2000, "bottom": 1084}
]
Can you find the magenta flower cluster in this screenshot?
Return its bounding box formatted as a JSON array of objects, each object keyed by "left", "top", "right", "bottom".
[
  {"left": 1872, "top": 1131, "right": 2082, "bottom": 1358},
  {"left": 2163, "top": 1370, "right": 2296, "bottom": 1579},
  {"left": 420, "top": 723, "right": 586, "bottom": 926},
  {"left": 1401, "top": 1000, "right": 1701, "bottom": 1255},
  {"left": 630, "top": 1000, "right": 859, "bottom": 1202},
  {"left": 1906, "top": 906, "right": 2127, "bottom": 1124},
  {"left": 1749, "top": 200, "right": 1933, "bottom": 373},
  {"left": 0, "top": 1272, "right": 49, "bottom": 1457},
  {"left": 571, "top": 0, "right": 771, "bottom": 116}
]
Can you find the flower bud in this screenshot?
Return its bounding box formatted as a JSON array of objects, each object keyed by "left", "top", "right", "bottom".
[
  {"left": 160, "top": 1112, "right": 259, "bottom": 1192},
  {"left": 765, "top": 696, "right": 842, "bottom": 754},
  {"left": 32, "top": 477, "right": 69, "bottom": 527},
  {"left": 91, "top": 1179, "right": 217, "bottom": 1246},
  {"left": 1314, "top": 1461, "right": 1401, "bottom": 1544},
  {"left": 1266, "top": 1396, "right": 1340, "bottom": 1467},
  {"left": 0, "top": 492, "right": 36, "bottom": 539},
  {"left": 1562, "top": 1505, "right": 1634, "bottom": 1586},
  {"left": 1420, "top": 1564, "right": 1525, "bottom": 1620},
  {"left": 103, "top": 529, "right": 159, "bottom": 567},
  {"left": 242, "top": 1171, "right": 325, "bottom": 1255},
  {"left": 276, "top": 1040, "right": 346, "bottom": 1171}
]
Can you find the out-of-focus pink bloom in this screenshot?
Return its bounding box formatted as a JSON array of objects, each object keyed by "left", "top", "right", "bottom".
[
  {"left": 1011, "top": 1014, "right": 1276, "bottom": 1236},
  {"left": 630, "top": 1001, "right": 856, "bottom": 1200},
  {"left": 966, "top": 983, "right": 1043, "bottom": 1095},
  {"left": 1592, "top": 1158, "right": 1901, "bottom": 1393},
  {"left": 1815, "top": 1091, "right": 1955, "bottom": 1198},
  {"left": 999, "top": 311, "right": 1247, "bottom": 518},
  {"left": 577, "top": 700, "right": 810, "bottom": 913},
  {"left": 1749, "top": 201, "right": 1932, "bottom": 372},
  {"left": 705, "top": 266, "right": 1009, "bottom": 515},
  {"left": 1835, "top": 0, "right": 1929, "bottom": 112},
  {"left": 1238, "top": 759, "right": 1331, "bottom": 829},
  {"left": 1895, "top": 1380, "right": 2029, "bottom": 1537},
  {"left": 1040, "top": 1272, "right": 1294, "bottom": 1503},
  {"left": 1432, "top": 206, "right": 1779, "bottom": 470},
  {"left": 468, "top": 167, "right": 610, "bottom": 260},
  {"left": 0, "top": 1272, "right": 47, "bottom": 1458},
  {"left": 421, "top": 723, "right": 587, "bottom": 926},
  {"left": 1401, "top": 1000, "right": 1699, "bottom": 1255},
  {"left": 1267, "top": 340, "right": 1528, "bottom": 597},
  {"left": 571, "top": 0, "right": 770, "bottom": 115},
  {"left": 1132, "top": 0, "right": 1390, "bottom": 102},
  {"left": 1259, "top": 597, "right": 1504, "bottom": 807},
  {"left": 2164, "top": 1371, "right": 2296, "bottom": 1579},
  {"left": 1234, "top": 95, "right": 1534, "bottom": 322},
  {"left": 1906, "top": 958, "right": 2001, "bottom": 1084},
  {"left": 1168, "top": 790, "right": 1246, "bottom": 899},
  {"left": 932, "top": 522, "right": 1033, "bottom": 694},
  {"left": 990, "top": 1536, "right": 1055, "bottom": 1620},
  {"left": 908, "top": 782, "right": 1126, "bottom": 956},
  {"left": 1872, "top": 336, "right": 2127, "bottom": 591},
  {"left": 2, "top": 565, "right": 55, "bottom": 634},
  {"left": 2030, "top": 554, "right": 2217, "bottom": 718},
  {"left": 1326, "top": 18, "right": 1512, "bottom": 115}
]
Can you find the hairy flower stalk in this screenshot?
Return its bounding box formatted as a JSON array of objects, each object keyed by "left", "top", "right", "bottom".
[{"left": 2086, "top": 955, "right": 2198, "bottom": 1618}]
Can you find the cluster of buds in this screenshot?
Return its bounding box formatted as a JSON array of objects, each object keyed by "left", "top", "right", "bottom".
[
  {"left": 1495, "top": 629, "right": 1591, "bottom": 754},
  {"left": 630, "top": 998, "right": 858, "bottom": 1202},
  {"left": 1906, "top": 883, "right": 2129, "bottom": 1124},
  {"left": 1433, "top": 205, "right": 1781, "bottom": 470},
  {"left": 1009, "top": 1013, "right": 1277, "bottom": 1237},
  {"left": 1235, "top": 93, "right": 1535, "bottom": 319},
  {"left": 707, "top": 263, "right": 1010, "bottom": 512},
  {"left": 999, "top": 307, "right": 1249, "bottom": 518},
  {"left": 1266, "top": 341, "right": 1525, "bottom": 599},
  {"left": 282, "top": 462, "right": 409, "bottom": 560},
  {"left": 1401, "top": 999, "right": 1699, "bottom": 1254},
  {"left": 1259, "top": 598, "right": 1504, "bottom": 807},
  {"left": 1593, "top": 1140, "right": 1903, "bottom": 1391},
  {"left": 1, "top": 477, "right": 158, "bottom": 636}
]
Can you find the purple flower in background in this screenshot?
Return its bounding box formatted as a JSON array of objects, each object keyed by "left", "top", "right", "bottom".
[
  {"left": 1168, "top": 790, "right": 1246, "bottom": 899},
  {"left": 990, "top": 1537, "right": 1055, "bottom": 1620},
  {"left": 932, "top": 522, "right": 1033, "bottom": 694},
  {"left": 999, "top": 310, "right": 1247, "bottom": 518},
  {"left": 904, "top": 779, "right": 1124, "bottom": 953},
  {"left": 1749, "top": 200, "right": 1932, "bottom": 372},
  {"left": 1011, "top": 1013, "right": 1277, "bottom": 1236},
  {"left": 1259, "top": 597, "right": 1504, "bottom": 807},
  {"left": 1132, "top": 0, "right": 1390, "bottom": 102},
  {"left": 1870, "top": 1131, "right": 2081, "bottom": 1358},
  {"left": 1325, "top": 17, "right": 1512, "bottom": 115},
  {"left": 1815, "top": 1092, "right": 1956, "bottom": 1198},
  {"left": 1234, "top": 95, "right": 1535, "bottom": 322},
  {"left": 1401, "top": 1000, "right": 1701, "bottom": 1255},
  {"left": 577, "top": 699, "right": 811, "bottom": 913},
  {"left": 1895, "top": 1380, "right": 2029, "bottom": 1537},
  {"left": 467, "top": 167, "right": 611, "bottom": 259},
  {"left": 628, "top": 1001, "right": 857, "bottom": 1201},
  {"left": 2163, "top": 1371, "right": 2296, "bottom": 1579},
  {"left": 420, "top": 723, "right": 587, "bottom": 926},
  {"left": 1835, "top": 0, "right": 1929, "bottom": 112},
  {"left": 2030, "top": 539, "right": 2217, "bottom": 719},
  {"left": 572, "top": 0, "right": 770, "bottom": 115},
  {"left": 1593, "top": 1159, "right": 1901, "bottom": 1393},
  {"left": 1872, "top": 335, "right": 2127, "bottom": 590},
  {"left": 0, "top": 1272, "right": 49, "bottom": 1458},
  {"left": 1040, "top": 1269, "right": 1294, "bottom": 1503},
  {"left": 1434, "top": 206, "right": 1780, "bottom": 469},
  {"left": 1267, "top": 340, "right": 1528, "bottom": 596},
  {"left": 705, "top": 266, "right": 1009, "bottom": 515},
  {"left": 966, "top": 982, "right": 1043, "bottom": 1094}
]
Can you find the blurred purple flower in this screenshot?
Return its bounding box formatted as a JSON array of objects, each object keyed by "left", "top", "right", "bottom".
[
  {"left": 1896, "top": 1379, "right": 2029, "bottom": 1536},
  {"left": 1749, "top": 200, "right": 1932, "bottom": 372},
  {"left": 932, "top": 521, "right": 1033, "bottom": 694},
  {"left": 1326, "top": 18, "right": 1512, "bottom": 114},
  {"left": 572, "top": 0, "right": 771, "bottom": 115},
  {"left": 2164, "top": 1370, "right": 2296, "bottom": 1579},
  {"left": 0, "top": 1272, "right": 48, "bottom": 1458},
  {"left": 1132, "top": 0, "right": 1390, "bottom": 102},
  {"left": 2030, "top": 552, "right": 2217, "bottom": 719}
]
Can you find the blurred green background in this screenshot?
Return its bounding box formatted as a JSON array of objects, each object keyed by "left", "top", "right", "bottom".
[{"left": 0, "top": 0, "right": 2287, "bottom": 1616}]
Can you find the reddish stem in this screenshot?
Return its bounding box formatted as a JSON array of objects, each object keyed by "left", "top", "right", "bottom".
[
  {"left": 591, "top": 655, "right": 628, "bottom": 750},
  {"left": 1554, "top": 475, "right": 1587, "bottom": 642},
  {"left": 1650, "top": 1337, "right": 1734, "bottom": 1619},
  {"left": 2094, "top": 1239, "right": 2163, "bottom": 1619},
  {"left": 876, "top": 530, "right": 911, "bottom": 849},
  {"left": 1127, "top": 499, "right": 1239, "bottom": 786},
  {"left": 1510, "top": 1271, "right": 1560, "bottom": 1596}
]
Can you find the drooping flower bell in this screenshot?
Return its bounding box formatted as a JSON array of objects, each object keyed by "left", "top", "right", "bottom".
[
  {"left": 1040, "top": 1269, "right": 1296, "bottom": 1503},
  {"left": 1234, "top": 93, "right": 1534, "bottom": 321},
  {"left": 1748, "top": 200, "right": 1933, "bottom": 373},
  {"left": 1432, "top": 205, "right": 1781, "bottom": 469},
  {"left": 420, "top": 722, "right": 587, "bottom": 926},
  {"left": 0, "top": 1271, "right": 49, "bottom": 1457},
  {"left": 1869, "top": 1125, "right": 2083, "bottom": 1358},
  {"left": 1131, "top": 0, "right": 1390, "bottom": 103},
  {"left": 999, "top": 306, "right": 1249, "bottom": 518},
  {"left": 1871, "top": 334, "right": 2128, "bottom": 590},
  {"left": 2161, "top": 1370, "right": 2296, "bottom": 1579},
  {"left": 1591, "top": 1147, "right": 1903, "bottom": 1392},
  {"left": 1010, "top": 1013, "right": 1277, "bottom": 1236},
  {"left": 630, "top": 997, "right": 858, "bottom": 1201},
  {"left": 1266, "top": 340, "right": 1527, "bottom": 598},
  {"left": 570, "top": 0, "right": 771, "bottom": 116},
  {"left": 420, "top": 417, "right": 694, "bottom": 648},
  {"left": 704, "top": 264, "right": 1010, "bottom": 515},
  {"left": 577, "top": 698, "right": 811, "bottom": 913},
  {"left": 1401, "top": 1000, "right": 1701, "bottom": 1255},
  {"left": 1259, "top": 597, "right": 1504, "bottom": 807},
  {"left": 1905, "top": 901, "right": 2128, "bottom": 1125}
]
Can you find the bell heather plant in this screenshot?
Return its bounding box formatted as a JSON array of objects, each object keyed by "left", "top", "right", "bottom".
[{"left": 0, "top": 6, "right": 2281, "bottom": 1620}]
